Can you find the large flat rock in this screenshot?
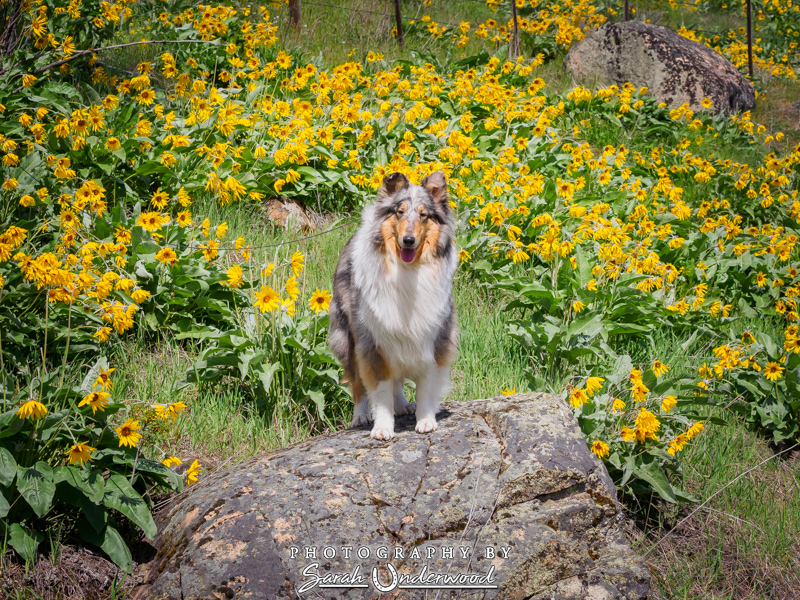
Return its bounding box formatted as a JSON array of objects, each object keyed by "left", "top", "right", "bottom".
[
  {"left": 135, "top": 393, "right": 650, "bottom": 599},
  {"left": 565, "top": 21, "right": 755, "bottom": 113}
]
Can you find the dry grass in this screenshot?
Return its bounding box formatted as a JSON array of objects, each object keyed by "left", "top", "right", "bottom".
[
  {"left": 645, "top": 512, "right": 800, "bottom": 600},
  {"left": 0, "top": 546, "right": 137, "bottom": 600},
  {"left": 631, "top": 427, "right": 800, "bottom": 600}
]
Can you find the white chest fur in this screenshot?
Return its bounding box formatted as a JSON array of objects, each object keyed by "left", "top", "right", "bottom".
[{"left": 352, "top": 234, "right": 455, "bottom": 376}]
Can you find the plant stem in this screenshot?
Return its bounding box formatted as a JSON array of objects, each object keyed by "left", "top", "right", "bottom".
[
  {"left": 58, "top": 299, "right": 74, "bottom": 389},
  {"left": 130, "top": 442, "right": 143, "bottom": 486},
  {"left": 39, "top": 299, "right": 49, "bottom": 402},
  {"left": 0, "top": 323, "right": 5, "bottom": 411}
]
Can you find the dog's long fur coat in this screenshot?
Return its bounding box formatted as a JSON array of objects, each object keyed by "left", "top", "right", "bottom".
[{"left": 328, "top": 171, "right": 458, "bottom": 440}]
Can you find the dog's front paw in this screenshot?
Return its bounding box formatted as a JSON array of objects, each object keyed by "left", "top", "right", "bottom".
[
  {"left": 415, "top": 417, "right": 438, "bottom": 434},
  {"left": 370, "top": 425, "right": 395, "bottom": 440},
  {"left": 351, "top": 413, "right": 372, "bottom": 427}
]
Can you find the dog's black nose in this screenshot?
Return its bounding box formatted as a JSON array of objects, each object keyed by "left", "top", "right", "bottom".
[{"left": 402, "top": 235, "right": 415, "bottom": 247}]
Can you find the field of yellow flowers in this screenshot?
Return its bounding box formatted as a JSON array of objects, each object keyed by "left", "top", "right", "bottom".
[{"left": 0, "top": 0, "right": 798, "bottom": 584}]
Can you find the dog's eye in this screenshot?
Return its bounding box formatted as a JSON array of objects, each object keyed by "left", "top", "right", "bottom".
[
  {"left": 420, "top": 212, "right": 428, "bottom": 220},
  {"left": 396, "top": 207, "right": 405, "bottom": 215}
]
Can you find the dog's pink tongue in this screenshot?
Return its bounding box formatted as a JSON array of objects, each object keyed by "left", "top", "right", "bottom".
[{"left": 401, "top": 248, "right": 416, "bottom": 263}]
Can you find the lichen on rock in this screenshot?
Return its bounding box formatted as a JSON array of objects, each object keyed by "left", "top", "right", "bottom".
[
  {"left": 565, "top": 21, "right": 756, "bottom": 113},
  {"left": 134, "top": 393, "right": 650, "bottom": 600}
]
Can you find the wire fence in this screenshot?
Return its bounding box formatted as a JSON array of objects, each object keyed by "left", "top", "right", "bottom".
[
  {"left": 128, "top": 219, "right": 356, "bottom": 253},
  {"left": 276, "top": 0, "right": 757, "bottom": 75},
  {"left": 16, "top": 0, "right": 766, "bottom": 257}
]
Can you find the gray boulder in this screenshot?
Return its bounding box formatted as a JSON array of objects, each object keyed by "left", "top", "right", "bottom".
[
  {"left": 134, "top": 393, "right": 650, "bottom": 599},
  {"left": 565, "top": 21, "right": 755, "bottom": 113}
]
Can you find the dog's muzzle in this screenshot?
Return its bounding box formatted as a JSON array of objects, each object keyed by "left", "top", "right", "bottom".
[{"left": 400, "top": 236, "right": 417, "bottom": 262}]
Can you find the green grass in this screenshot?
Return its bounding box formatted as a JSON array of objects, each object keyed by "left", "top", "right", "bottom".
[
  {"left": 640, "top": 419, "right": 800, "bottom": 600},
  {"left": 271, "top": 0, "right": 498, "bottom": 66},
  {"left": 604, "top": 319, "right": 800, "bottom": 599},
  {"left": 120, "top": 198, "right": 800, "bottom": 600},
  {"left": 105, "top": 3, "right": 798, "bottom": 586},
  {"left": 118, "top": 197, "right": 529, "bottom": 466},
  {"left": 450, "top": 278, "right": 528, "bottom": 400}
]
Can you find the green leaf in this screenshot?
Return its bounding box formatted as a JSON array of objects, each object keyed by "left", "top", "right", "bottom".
[
  {"left": 255, "top": 362, "right": 282, "bottom": 401},
  {"left": 621, "top": 458, "right": 634, "bottom": 487},
  {"left": 636, "top": 462, "right": 677, "bottom": 503},
  {"left": 103, "top": 474, "right": 157, "bottom": 539},
  {"left": 132, "top": 459, "right": 183, "bottom": 492},
  {"left": 672, "top": 488, "right": 699, "bottom": 503},
  {"left": 80, "top": 497, "right": 108, "bottom": 533},
  {"left": 574, "top": 244, "right": 592, "bottom": 287},
  {"left": 0, "top": 447, "right": 17, "bottom": 487},
  {"left": 53, "top": 466, "right": 105, "bottom": 503},
  {"left": 507, "top": 280, "right": 559, "bottom": 302},
  {"left": 17, "top": 463, "right": 56, "bottom": 518},
  {"left": 0, "top": 410, "right": 24, "bottom": 439},
  {"left": 757, "top": 331, "right": 778, "bottom": 359},
  {"left": 735, "top": 376, "right": 763, "bottom": 401},
  {"left": 39, "top": 409, "right": 69, "bottom": 439},
  {"left": 605, "top": 355, "right": 633, "bottom": 387},
  {"left": 0, "top": 489, "right": 9, "bottom": 518},
  {"left": 305, "top": 387, "right": 326, "bottom": 418},
  {"left": 566, "top": 313, "right": 605, "bottom": 340},
  {"left": 8, "top": 523, "right": 44, "bottom": 563},
  {"left": 606, "top": 452, "right": 622, "bottom": 470},
  {"left": 100, "top": 526, "right": 133, "bottom": 573},
  {"left": 81, "top": 357, "right": 110, "bottom": 393}
]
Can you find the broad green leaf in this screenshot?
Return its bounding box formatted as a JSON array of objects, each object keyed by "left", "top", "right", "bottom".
[
  {"left": 672, "top": 488, "right": 699, "bottom": 503},
  {"left": 305, "top": 387, "right": 326, "bottom": 419},
  {"left": 735, "top": 377, "right": 763, "bottom": 400},
  {"left": 566, "top": 313, "right": 605, "bottom": 340},
  {"left": 132, "top": 459, "right": 183, "bottom": 492},
  {"left": 81, "top": 498, "right": 108, "bottom": 533},
  {"left": 238, "top": 350, "right": 264, "bottom": 381},
  {"left": 0, "top": 489, "right": 9, "bottom": 517},
  {"left": 606, "top": 452, "right": 622, "bottom": 470},
  {"left": 80, "top": 356, "right": 110, "bottom": 393},
  {"left": 17, "top": 463, "right": 56, "bottom": 518},
  {"left": 53, "top": 466, "right": 105, "bottom": 503},
  {"left": 0, "top": 447, "right": 17, "bottom": 486},
  {"left": 621, "top": 458, "right": 634, "bottom": 487},
  {"left": 103, "top": 474, "right": 157, "bottom": 539},
  {"left": 255, "top": 363, "right": 283, "bottom": 400},
  {"left": 8, "top": 523, "right": 44, "bottom": 563},
  {"left": 756, "top": 331, "right": 778, "bottom": 359},
  {"left": 0, "top": 411, "right": 24, "bottom": 439},
  {"left": 39, "top": 409, "right": 69, "bottom": 441},
  {"left": 101, "top": 526, "right": 133, "bottom": 573},
  {"left": 574, "top": 245, "right": 592, "bottom": 287},
  {"left": 39, "top": 408, "right": 70, "bottom": 431},
  {"left": 607, "top": 322, "right": 651, "bottom": 336},
  {"left": 636, "top": 462, "right": 677, "bottom": 503}
]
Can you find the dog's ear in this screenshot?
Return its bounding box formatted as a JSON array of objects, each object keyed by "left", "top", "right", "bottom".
[
  {"left": 378, "top": 172, "right": 410, "bottom": 199},
  {"left": 422, "top": 171, "right": 448, "bottom": 203}
]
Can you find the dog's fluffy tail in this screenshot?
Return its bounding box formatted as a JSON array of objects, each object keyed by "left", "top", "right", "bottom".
[{"left": 328, "top": 239, "right": 356, "bottom": 379}]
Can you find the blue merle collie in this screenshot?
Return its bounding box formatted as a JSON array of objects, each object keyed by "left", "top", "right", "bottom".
[{"left": 328, "top": 172, "right": 458, "bottom": 440}]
